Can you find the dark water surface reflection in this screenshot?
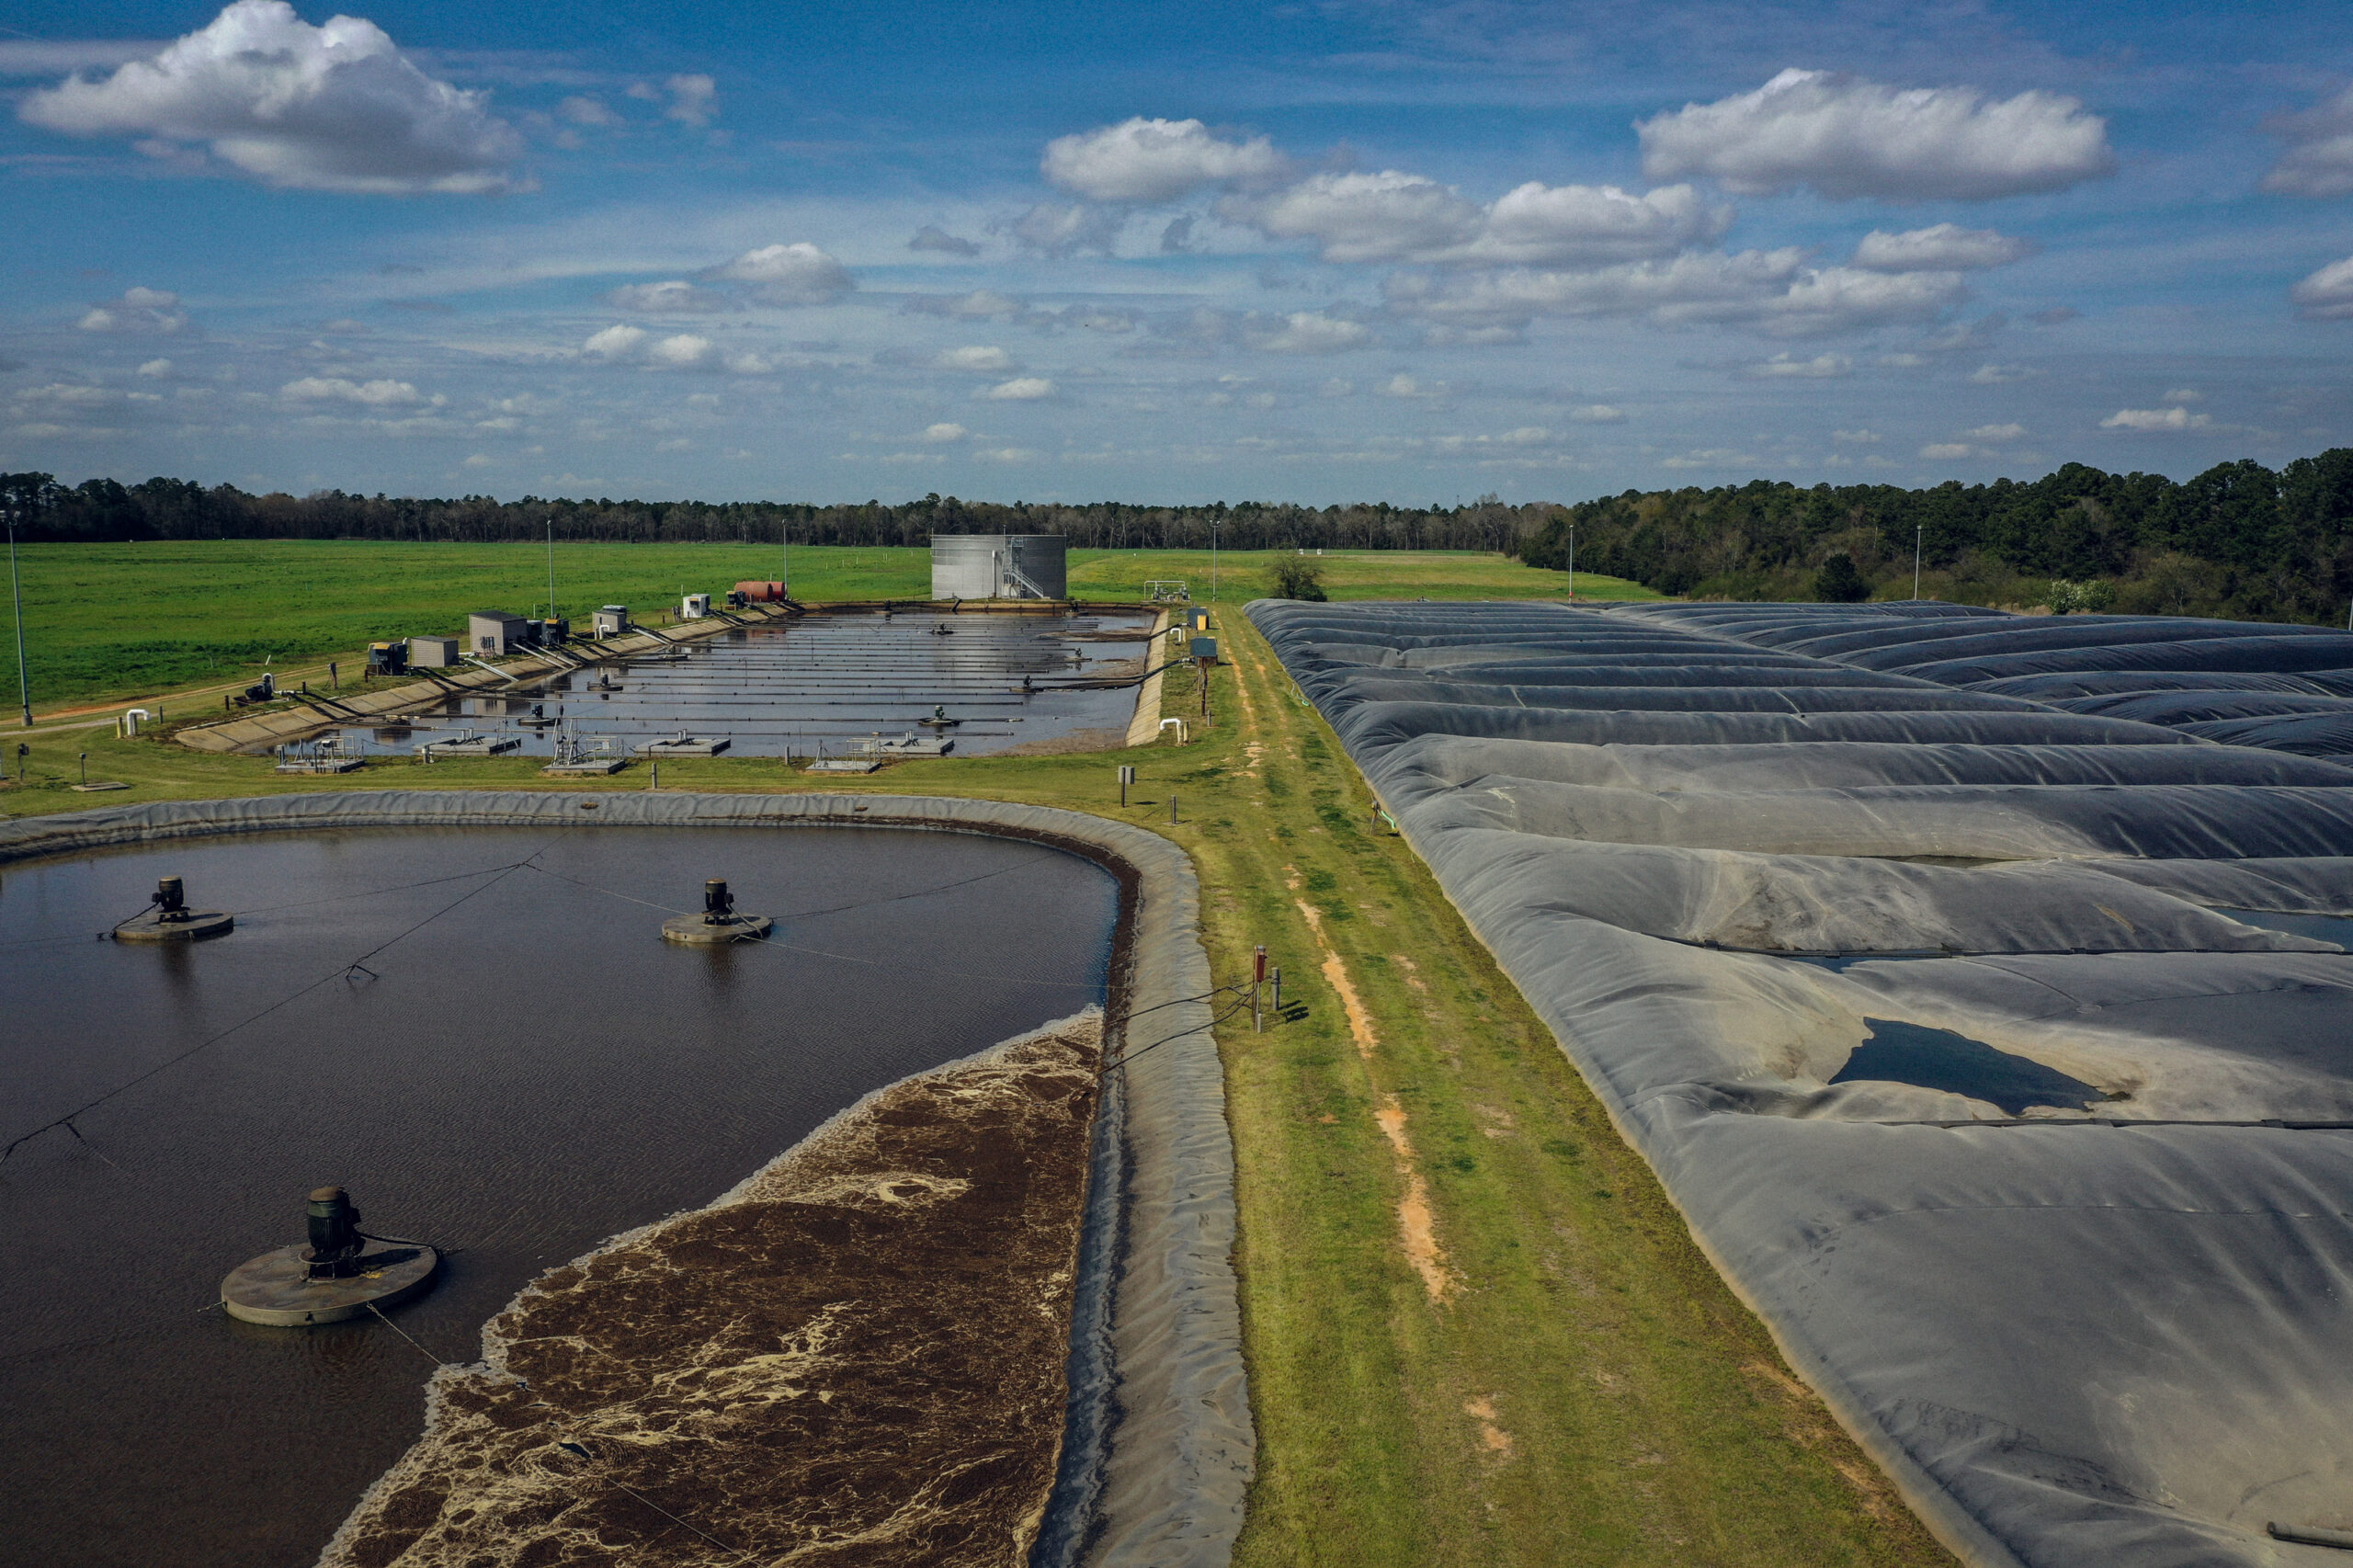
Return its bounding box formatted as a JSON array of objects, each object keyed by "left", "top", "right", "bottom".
[{"left": 0, "top": 825, "right": 1116, "bottom": 1568}]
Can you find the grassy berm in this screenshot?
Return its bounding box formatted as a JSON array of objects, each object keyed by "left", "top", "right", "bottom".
[{"left": 0, "top": 568, "right": 1950, "bottom": 1567}]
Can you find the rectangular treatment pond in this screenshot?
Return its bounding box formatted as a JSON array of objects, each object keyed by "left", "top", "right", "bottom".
[
  {"left": 253, "top": 608, "right": 1156, "bottom": 762},
  {"left": 0, "top": 823, "right": 1120, "bottom": 1568}
]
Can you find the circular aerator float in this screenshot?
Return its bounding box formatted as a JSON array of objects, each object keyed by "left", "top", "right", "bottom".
[
  {"left": 112, "top": 875, "right": 234, "bottom": 942},
  {"left": 221, "top": 1187, "right": 440, "bottom": 1327},
  {"left": 661, "top": 877, "right": 772, "bottom": 944}
]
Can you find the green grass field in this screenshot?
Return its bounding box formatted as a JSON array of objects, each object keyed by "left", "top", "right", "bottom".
[{"left": 0, "top": 541, "right": 1648, "bottom": 714}]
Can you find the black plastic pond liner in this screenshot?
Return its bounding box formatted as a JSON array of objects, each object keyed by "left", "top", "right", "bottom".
[{"left": 1251, "top": 596, "right": 2353, "bottom": 1568}]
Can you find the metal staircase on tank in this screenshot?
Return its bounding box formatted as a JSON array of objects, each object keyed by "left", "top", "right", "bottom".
[{"left": 1002, "top": 561, "right": 1057, "bottom": 600}]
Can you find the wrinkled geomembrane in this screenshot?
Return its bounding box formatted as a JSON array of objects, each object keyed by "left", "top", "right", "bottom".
[{"left": 1250, "top": 596, "right": 2353, "bottom": 1568}]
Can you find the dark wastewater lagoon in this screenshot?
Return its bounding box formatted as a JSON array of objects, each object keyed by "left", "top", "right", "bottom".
[{"left": 0, "top": 825, "right": 1118, "bottom": 1568}]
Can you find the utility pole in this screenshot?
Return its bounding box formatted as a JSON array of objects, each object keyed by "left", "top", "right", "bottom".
[
  {"left": 1564, "top": 524, "right": 1576, "bottom": 602},
  {"left": 546, "top": 518, "right": 557, "bottom": 622},
  {"left": 7, "top": 494, "right": 28, "bottom": 727},
  {"left": 1211, "top": 518, "right": 1220, "bottom": 601},
  {"left": 1913, "top": 524, "right": 1924, "bottom": 601}
]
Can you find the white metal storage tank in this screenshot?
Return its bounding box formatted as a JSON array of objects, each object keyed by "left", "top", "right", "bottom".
[
  {"left": 929, "top": 534, "right": 1066, "bottom": 600},
  {"left": 930, "top": 534, "right": 1000, "bottom": 599}
]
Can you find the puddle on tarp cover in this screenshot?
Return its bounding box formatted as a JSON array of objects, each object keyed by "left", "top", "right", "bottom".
[
  {"left": 2220, "top": 908, "right": 2353, "bottom": 948},
  {"left": 0, "top": 825, "right": 1117, "bottom": 1568},
  {"left": 1831, "top": 1017, "right": 2103, "bottom": 1115}
]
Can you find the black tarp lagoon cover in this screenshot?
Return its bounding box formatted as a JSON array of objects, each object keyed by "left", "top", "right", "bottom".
[{"left": 1248, "top": 596, "right": 2353, "bottom": 1568}]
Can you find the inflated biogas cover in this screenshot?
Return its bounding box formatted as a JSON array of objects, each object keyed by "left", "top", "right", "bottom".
[{"left": 1248, "top": 597, "right": 2353, "bottom": 1568}]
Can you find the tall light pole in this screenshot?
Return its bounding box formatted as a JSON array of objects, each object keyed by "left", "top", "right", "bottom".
[
  {"left": 1211, "top": 518, "right": 1221, "bottom": 601},
  {"left": 545, "top": 517, "right": 556, "bottom": 621},
  {"left": 1565, "top": 525, "right": 1576, "bottom": 602},
  {"left": 1913, "top": 524, "right": 1923, "bottom": 601},
  {"left": 7, "top": 496, "right": 28, "bottom": 727}
]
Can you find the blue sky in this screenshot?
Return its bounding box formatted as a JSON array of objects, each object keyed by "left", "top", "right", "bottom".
[{"left": 4, "top": 0, "right": 2352, "bottom": 505}]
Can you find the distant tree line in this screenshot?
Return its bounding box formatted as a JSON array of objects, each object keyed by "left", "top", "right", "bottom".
[
  {"left": 0, "top": 475, "right": 1548, "bottom": 554},
  {"left": 1516, "top": 450, "right": 2353, "bottom": 622}
]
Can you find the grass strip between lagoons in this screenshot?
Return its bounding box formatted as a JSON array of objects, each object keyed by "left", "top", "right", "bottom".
[{"left": 0, "top": 599, "right": 1951, "bottom": 1568}]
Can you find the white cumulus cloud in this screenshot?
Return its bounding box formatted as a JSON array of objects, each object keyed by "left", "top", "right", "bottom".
[
  {"left": 1966, "top": 422, "right": 2028, "bottom": 441},
  {"left": 938, "top": 346, "right": 1014, "bottom": 371},
  {"left": 2290, "top": 256, "right": 2353, "bottom": 321},
  {"left": 556, "top": 95, "right": 619, "bottom": 127},
  {"left": 907, "top": 289, "right": 1024, "bottom": 320},
  {"left": 281, "top": 375, "right": 425, "bottom": 404},
  {"left": 1041, "top": 117, "right": 1286, "bottom": 203},
  {"left": 77, "top": 286, "right": 185, "bottom": 334},
  {"left": 18, "top": 0, "right": 524, "bottom": 193},
  {"left": 1453, "top": 181, "right": 1730, "bottom": 266},
  {"left": 922, "top": 422, "right": 967, "bottom": 442},
  {"left": 136, "top": 358, "right": 172, "bottom": 377},
  {"left": 1636, "top": 68, "right": 2113, "bottom": 200},
  {"left": 1920, "top": 442, "right": 1974, "bottom": 459},
  {"left": 1570, "top": 404, "right": 1626, "bottom": 422},
  {"left": 703, "top": 243, "right": 852, "bottom": 305},
  {"left": 1233, "top": 171, "right": 1725, "bottom": 267},
  {"left": 1852, "top": 224, "right": 2034, "bottom": 271},
  {"left": 1385, "top": 249, "right": 1968, "bottom": 338},
  {"left": 2262, "top": 87, "right": 2353, "bottom": 199},
  {"left": 1234, "top": 170, "right": 1484, "bottom": 263},
  {"left": 2101, "top": 406, "right": 2212, "bottom": 430},
  {"left": 1745, "top": 352, "right": 1852, "bottom": 378},
  {"left": 985, "top": 377, "right": 1055, "bottom": 400},
  {"left": 606, "top": 280, "right": 729, "bottom": 313},
  {"left": 648, "top": 334, "right": 713, "bottom": 368},
  {"left": 660, "top": 74, "right": 715, "bottom": 127},
  {"left": 1251, "top": 312, "right": 1372, "bottom": 354},
  {"left": 1009, "top": 201, "right": 1121, "bottom": 256},
  {"left": 583, "top": 324, "right": 647, "bottom": 359}
]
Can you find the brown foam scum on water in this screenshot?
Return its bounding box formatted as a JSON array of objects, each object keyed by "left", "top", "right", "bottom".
[{"left": 319, "top": 1010, "right": 1103, "bottom": 1568}]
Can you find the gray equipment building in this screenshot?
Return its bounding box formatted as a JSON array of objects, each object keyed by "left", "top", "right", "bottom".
[
  {"left": 468, "top": 611, "right": 529, "bottom": 656},
  {"left": 930, "top": 534, "right": 1067, "bottom": 601},
  {"left": 407, "top": 636, "right": 459, "bottom": 668}
]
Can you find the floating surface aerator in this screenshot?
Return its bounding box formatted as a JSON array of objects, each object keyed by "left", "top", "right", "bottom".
[
  {"left": 112, "top": 875, "right": 233, "bottom": 942},
  {"left": 661, "top": 877, "right": 772, "bottom": 943},
  {"left": 220, "top": 1187, "right": 439, "bottom": 1327}
]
